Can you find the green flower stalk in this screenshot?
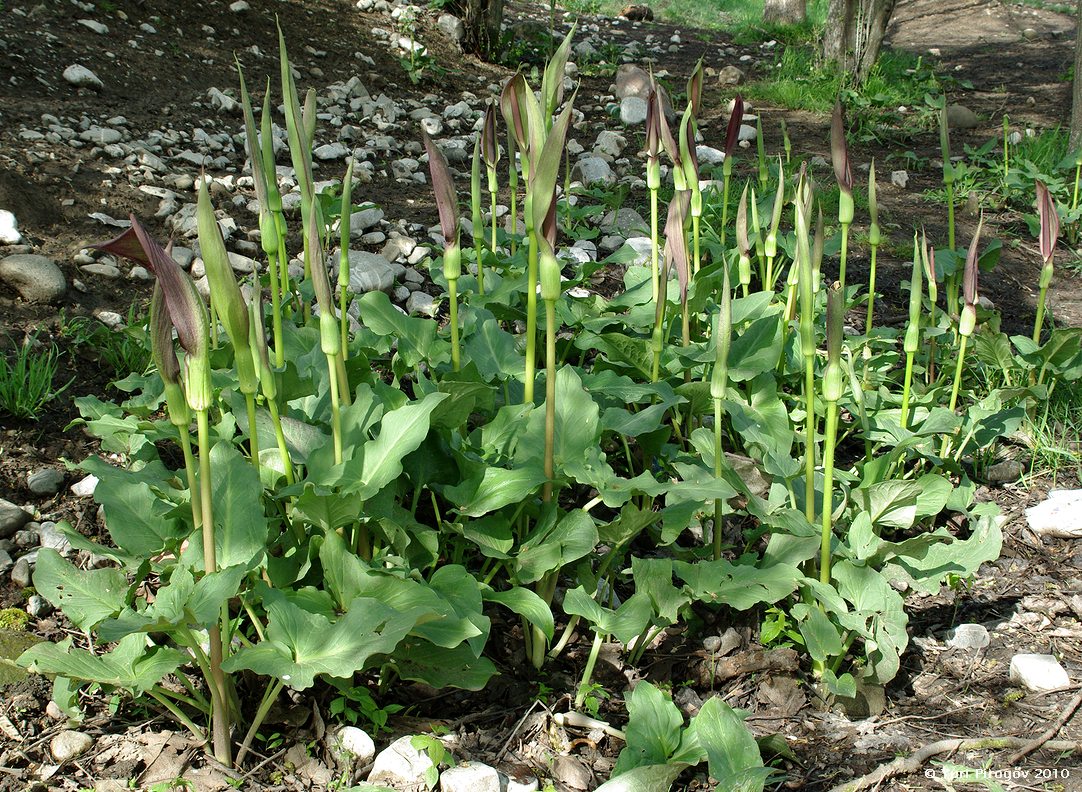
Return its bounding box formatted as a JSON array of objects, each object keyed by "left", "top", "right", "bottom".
[
  {"left": 653, "top": 191, "right": 692, "bottom": 383},
  {"left": 1033, "top": 180, "right": 1060, "bottom": 343},
  {"left": 710, "top": 265, "right": 732, "bottom": 561},
  {"left": 750, "top": 185, "right": 765, "bottom": 283},
  {"left": 94, "top": 217, "right": 230, "bottom": 766},
  {"left": 1002, "top": 114, "right": 1010, "bottom": 182},
  {"left": 339, "top": 158, "right": 355, "bottom": 357},
  {"left": 900, "top": 232, "right": 923, "bottom": 430},
  {"left": 645, "top": 84, "right": 664, "bottom": 303},
  {"left": 735, "top": 183, "right": 752, "bottom": 297},
  {"left": 471, "top": 136, "right": 485, "bottom": 294},
  {"left": 756, "top": 115, "right": 767, "bottom": 188},
  {"left": 508, "top": 132, "right": 519, "bottom": 257},
  {"left": 831, "top": 100, "right": 854, "bottom": 292},
  {"left": 249, "top": 288, "right": 294, "bottom": 486},
  {"left": 794, "top": 174, "right": 816, "bottom": 523},
  {"left": 820, "top": 281, "right": 845, "bottom": 584},
  {"left": 948, "top": 217, "right": 984, "bottom": 422},
  {"left": 423, "top": 129, "right": 463, "bottom": 373},
  {"left": 781, "top": 117, "right": 791, "bottom": 164},
  {"left": 197, "top": 177, "right": 260, "bottom": 473},
  {"left": 720, "top": 96, "right": 744, "bottom": 249},
  {"left": 764, "top": 156, "right": 785, "bottom": 291},
  {"left": 921, "top": 231, "right": 939, "bottom": 385},
  {"left": 307, "top": 201, "right": 345, "bottom": 466},
  {"left": 939, "top": 101, "right": 959, "bottom": 318},
  {"left": 812, "top": 204, "right": 825, "bottom": 295},
  {"left": 482, "top": 101, "right": 501, "bottom": 295},
  {"left": 865, "top": 161, "right": 880, "bottom": 333},
  {"left": 679, "top": 108, "right": 703, "bottom": 278},
  {"left": 260, "top": 86, "right": 291, "bottom": 334}
]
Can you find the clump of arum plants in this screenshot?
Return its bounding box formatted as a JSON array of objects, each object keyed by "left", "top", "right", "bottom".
[
  {"left": 424, "top": 129, "right": 462, "bottom": 373},
  {"left": 1033, "top": 179, "right": 1060, "bottom": 343},
  {"left": 719, "top": 95, "right": 744, "bottom": 249},
  {"left": 819, "top": 281, "right": 845, "bottom": 585},
  {"left": 948, "top": 216, "right": 984, "bottom": 419},
  {"left": 710, "top": 266, "right": 732, "bottom": 560},
  {"left": 900, "top": 232, "right": 923, "bottom": 429},
  {"left": 830, "top": 100, "right": 854, "bottom": 292},
  {"left": 735, "top": 183, "right": 753, "bottom": 297}
]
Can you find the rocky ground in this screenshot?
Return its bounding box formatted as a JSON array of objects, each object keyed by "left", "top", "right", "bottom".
[{"left": 2, "top": 0, "right": 1082, "bottom": 790}]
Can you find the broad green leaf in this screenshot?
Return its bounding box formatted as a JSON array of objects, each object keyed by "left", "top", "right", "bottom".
[
  {"left": 612, "top": 682, "right": 685, "bottom": 775},
  {"left": 594, "top": 763, "right": 685, "bottom": 792},
  {"left": 445, "top": 466, "right": 548, "bottom": 517},
  {"left": 562, "top": 587, "right": 653, "bottom": 645},
  {"left": 791, "top": 603, "right": 844, "bottom": 663},
  {"left": 602, "top": 400, "right": 680, "bottom": 438},
  {"left": 222, "top": 595, "right": 420, "bottom": 689},
  {"left": 724, "top": 373, "right": 792, "bottom": 459},
  {"left": 460, "top": 514, "right": 514, "bottom": 558},
  {"left": 856, "top": 480, "right": 921, "bottom": 530},
  {"left": 727, "top": 312, "right": 783, "bottom": 382},
  {"left": 33, "top": 549, "right": 128, "bottom": 631},
  {"left": 357, "top": 291, "right": 451, "bottom": 367},
  {"left": 515, "top": 508, "right": 599, "bottom": 584},
  {"left": 208, "top": 440, "right": 268, "bottom": 569},
  {"left": 389, "top": 639, "right": 497, "bottom": 690},
  {"left": 464, "top": 315, "right": 521, "bottom": 381},
  {"left": 688, "top": 697, "right": 769, "bottom": 792},
  {"left": 481, "top": 585, "right": 555, "bottom": 641},
  {"left": 292, "top": 485, "right": 364, "bottom": 531},
  {"left": 340, "top": 392, "right": 448, "bottom": 499},
  {"left": 19, "top": 634, "right": 185, "bottom": 695},
  {"left": 476, "top": 403, "right": 532, "bottom": 461},
  {"left": 630, "top": 557, "right": 687, "bottom": 624},
  {"left": 674, "top": 559, "right": 800, "bottom": 610},
  {"left": 516, "top": 366, "right": 601, "bottom": 481}
]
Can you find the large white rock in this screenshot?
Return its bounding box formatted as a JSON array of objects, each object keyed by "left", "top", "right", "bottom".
[
  {"left": 1025, "top": 489, "right": 1082, "bottom": 538},
  {"left": 573, "top": 156, "right": 615, "bottom": 187},
  {"left": 440, "top": 762, "right": 500, "bottom": 792},
  {"left": 368, "top": 735, "right": 437, "bottom": 790},
  {"left": 0, "top": 210, "right": 21, "bottom": 244},
  {"left": 334, "top": 250, "right": 404, "bottom": 293},
  {"left": 0, "top": 254, "right": 67, "bottom": 303},
  {"left": 619, "top": 236, "right": 654, "bottom": 268},
  {"left": 63, "top": 64, "right": 103, "bottom": 90},
  {"left": 50, "top": 730, "right": 93, "bottom": 762},
  {"left": 1009, "top": 653, "right": 1070, "bottom": 692},
  {"left": 327, "top": 725, "right": 375, "bottom": 769}
]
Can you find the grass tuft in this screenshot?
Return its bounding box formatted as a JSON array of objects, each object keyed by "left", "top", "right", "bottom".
[{"left": 0, "top": 332, "right": 71, "bottom": 419}]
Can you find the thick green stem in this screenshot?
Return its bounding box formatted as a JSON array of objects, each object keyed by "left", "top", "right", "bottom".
[
  {"left": 327, "top": 353, "right": 343, "bottom": 466},
  {"left": 865, "top": 244, "right": 878, "bottom": 332},
  {"left": 525, "top": 232, "right": 538, "bottom": 403},
  {"left": 235, "top": 679, "right": 285, "bottom": 767},
  {"left": 574, "top": 631, "right": 605, "bottom": 709},
  {"left": 838, "top": 223, "right": 850, "bottom": 293},
  {"left": 692, "top": 214, "right": 701, "bottom": 276},
  {"left": 244, "top": 394, "right": 260, "bottom": 478},
  {"left": 543, "top": 300, "right": 556, "bottom": 503},
  {"left": 650, "top": 188, "right": 659, "bottom": 303},
  {"left": 266, "top": 397, "right": 295, "bottom": 486},
  {"left": 819, "top": 402, "right": 839, "bottom": 584},
  {"left": 720, "top": 171, "right": 731, "bottom": 249},
  {"left": 148, "top": 689, "right": 207, "bottom": 743},
  {"left": 803, "top": 363, "right": 816, "bottom": 523},
  {"left": 900, "top": 353, "right": 915, "bottom": 430},
  {"left": 712, "top": 398, "right": 724, "bottom": 561},
  {"left": 948, "top": 336, "right": 968, "bottom": 415},
  {"left": 268, "top": 249, "right": 285, "bottom": 369},
  {"left": 448, "top": 277, "right": 461, "bottom": 372}
]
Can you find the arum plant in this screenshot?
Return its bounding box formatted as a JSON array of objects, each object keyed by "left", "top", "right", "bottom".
[
  {"left": 260, "top": 85, "right": 291, "bottom": 332},
  {"left": 507, "top": 132, "right": 519, "bottom": 257},
  {"left": 735, "top": 183, "right": 753, "bottom": 297},
  {"left": 236, "top": 64, "right": 284, "bottom": 368},
  {"left": 939, "top": 101, "right": 960, "bottom": 318},
  {"left": 683, "top": 61, "right": 705, "bottom": 276},
  {"left": 1033, "top": 180, "right": 1060, "bottom": 343},
  {"left": 831, "top": 101, "right": 854, "bottom": 292},
  {"left": 719, "top": 95, "right": 744, "bottom": 249},
  {"left": 652, "top": 191, "right": 692, "bottom": 383},
  {"left": 865, "top": 161, "right": 880, "bottom": 333},
  {"left": 794, "top": 171, "right": 816, "bottom": 522},
  {"left": 307, "top": 201, "right": 345, "bottom": 466},
  {"left": 339, "top": 157, "right": 355, "bottom": 357},
  {"left": 947, "top": 216, "right": 984, "bottom": 419},
  {"left": 423, "top": 129, "right": 462, "bottom": 372},
  {"left": 781, "top": 117, "right": 792, "bottom": 164},
  {"left": 481, "top": 101, "right": 501, "bottom": 295},
  {"left": 94, "top": 218, "right": 231, "bottom": 766},
  {"left": 764, "top": 156, "right": 785, "bottom": 290},
  {"left": 644, "top": 84, "right": 664, "bottom": 302},
  {"left": 900, "top": 232, "right": 923, "bottom": 430},
  {"left": 197, "top": 177, "right": 260, "bottom": 476},
  {"left": 471, "top": 136, "right": 485, "bottom": 295},
  {"left": 819, "top": 281, "right": 845, "bottom": 585},
  {"left": 756, "top": 115, "right": 767, "bottom": 189},
  {"left": 921, "top": 230, "right": 940, "bottom": 386},
  {"left": 710, "top": 266, "right": 732, "bottom": 561},
  {"left": 249, "top": 288, "right": 294, "bottom": 485}
]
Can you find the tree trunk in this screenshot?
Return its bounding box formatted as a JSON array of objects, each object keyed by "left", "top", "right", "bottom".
[
  {"left": 856, "top": 0, "right": 897, "bottom": 82},
  {"left": 1072, "top": 0, "right": 1082, "bottom": 151},
  {"left": 823, "top": 0, "right": 896, "bottom": 85},
  {"left": 448, "top": 0, "right": 504, "bottom": 61},
  {"left": 763, "top": 0, "right": 807, "bottom": 25},
  {"left": 823, "top": 0, "right": 855, "bottom": 73}
]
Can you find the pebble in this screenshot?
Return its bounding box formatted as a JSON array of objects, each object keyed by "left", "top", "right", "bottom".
[
  {"left": 0, "top": 254, "right": 67, "bottom": 303},
  {"left": 81, "top": 263, "right": 120, "bottom": 278},
  {"left": 50, "top": 730, "right": 93, "bottom": 763},
  {"left": 339, "top": 249, "right": 404, "bottom": 293},
  {"left": 441, "top": 762, "right": 501, "bottom": 792},
  {"left": 71, "top": 475, "right": 99, "bottom": 498},
  {"left": 230, "top": 0, "right": 251, "bottom": 11},
  {"left": 326, "top": 725, "right": 375, "bottom": 768},
  {"left": 717, "top": 65, "right": 745, "bottom": 85},
  {"left": 946, "top": 623, "right": 990, "bottom": 650},
  {"left": 0, "top": 210, "right": 21, "bottom": 244},
  {"left": 38, "top": 522, "right": 72, "bottom": 556},
  {"left": 76, "top": 19, "right": 109, "bottom": 35},
  {"left": 594, "top": 130, "right": 626, "bottom": 158},
  {"left": 737, "top": 123, "right": 758, "bottom": 142},
  {"left": 10, "top": 556, "right": 32, "bottom": 588},
  {"left": 1026, "top": 489, "right": 1082, "bottom": 539},
  {"left": 0, "top": 499, "right": 32, "bottom": 539},
  {"left": 406, "top": 291, "right": 436, "bottom": 316},
  {"left": 946, "top": 104, "right": 979, "bottom": 129},
  {"left": 368, "top": 735, "right": 438, "bottom": 790},
  {"left": 1009, "top": 653, "right": 1070, "bottom": 692},
  {"left": 573, "top": 156, "right": 616, "bottom": 187},
  {"left": 891, "top": 169, "right": 909, "bottom": 188},
  {"left": 27, "top": 469, "right": 63, "bottom": 496},
  {"left": 619, "top": 236, "right": 654, "bottom": 267},
  {"left": 349, "top": 205, "right": 385, "bottom": 236},
  {"left": 437, "top": 13, "right": 465, "bottom": 43},
  {"left": 619, "top": 96, "right": 648, "bottom": 126},
  {"left": 0, "top": 547, "right": 12, "bottom": 576},
  {"left": 62, "top": 64, "right": 103, "bottom": 90},
  {"left": 27, "top": 594, "right": 51, "bottom": 618}
]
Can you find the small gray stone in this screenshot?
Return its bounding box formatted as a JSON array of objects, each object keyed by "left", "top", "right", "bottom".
[
  {"left": 437, "top": 13, "right": 465, "bottom": 43},
  {"left": 0, "top": 499, "right": 32, "bottom": 539},
  {"left": 441, "top": 762, "right": 500, "bottom": 792},
  {"left": 0, "top": 254, "right": 66, "bottom": 303},
  {"left": 76, "top": 19, "right": 109, "bottom": 34},
  {"left": 619, "top": 236, "right": 654, "bottom": 267},
  {"left": 349, "top": 205, "right": 385, "bottom": 236},
  {"left": 38, "top": 522, "right": 72, "bottom": 556},
  {"left": 27, "top": 469, "right": 63, "bottom": 496},
  {"left": 947, "top": 623, "right": 990, "bottom": 650},
  {"left": 406, "top": 291, "right": 436, "bottom": 317},
  {"left": 368, "top": 735, "right": 438, "bottom": 791},
  {"left": 573, "top": 156, "right": 615, "bottom": 187},
  {"left": 601, "top": 208, "right": 648, "bottom": 237},
  {"left": 327, "top": 725, "right": 375, "bottom": 769},
  {"left": 338, "top": 250, "right": 404, "bottom": 293},
  {"left": 738, "top": 123, "right": 758, "bottom": 142},
  {"left": 717, "top": 65, "right": 744, "bottom": 86},
  {"left": 594, "top": 130, "right": 626, "bottom": 158},
  {"left": 79, "top": 126, "right": 121, "bottom": 145},
  {"left": 696, "top": 145, "right": 726, "bottom": 166},
  {"left": 0, "top": 547, "right": 11, "bottom": 576},
  {"left": 230, "top": 0, "right": 250, "bottom": 11},
  {"left": 1009, "top": 653, "right": 1069, "bottom": 692},
  {"left": 394, "top": 285, "right": 411, "bottom": 302},
  {"left": 947, "top": 104, "right": 979, "bottom": 130},
  {"left": 62, "top": 64, "right": 103, "bottom": 90},
  {"left": 314, "top": 142, "right": 349, "bottom": 160},
  {"left": 891, "top": 170, "right": 909, "bottom": 188},
  {"left": 10, "top": 556, "right": 32, "bottom": 588},
  {"left": 50, "top": 730, "right": 94, "bottom": 763},
  {"left": 619, "top": 96, "right": 648, "bottom": 126},
  {"left": 982, "top": 459, "right": 1023, "bottom": 485},
  {"left": 614, "top": 64, "right": 652, "bottom": 100},
  {"left": 504, "top": 775, "right": 539, "bottom": 792},
  {"left": 80, "top": 263, "right": 120, "bottom": 278},
  {"left": 27, "top": 594, "right": 51, "bottom": 618}
]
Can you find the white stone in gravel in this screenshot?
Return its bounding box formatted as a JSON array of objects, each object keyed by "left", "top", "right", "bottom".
[
  {"left": 402, "top": 266, "right": 424, "bottom": 284},
  {"left": 891, "top": 170, "right": 909, "bottom": 188},
  {"left": 50, "top": 730, "right": 93, "bottom": 763},
  {"left": 619, "top": 96, "right": 648, "bottom": 125},
  {"left": 504, "top": 774, "right": 539, "bottom": 792},
  {"left": 38, "top": 522, "right": 71, "bottom": 556},
  {"left": 0, "top": 254, "right": 66, "bottom": 303},
  {"left": 27, "top": 469, "right": 63, "bottom": 496},
  {"left": 129, "top": 266, "right": 153, "bottom": 281},
  {"left": 947, "top": 623, "right": 990, "bottom": 650},
  {"left": 0, "top": 548, "right": 13, "bottom": 577},
  {"left": 717, "top": 65, "right": 744, "bottom": 86},
  {"left": 394, "top": 285, "right": 411, "bottom": 302},
  {"left": 594, "top": 130, "right": 626, "bottom": 158},
  {"left": 369, "top": 736, "right": 437, "bottom": 790},
  {"left": 406, "top": 291, "right": 436, "bottom": 317},
  {"left": 207, "top": 87, "right": 238, "bottom": 113},
  {"left": 63, "top": 64, "right": 103, "bottom": 90},
  {"left": 171, "top": 246, "right": 195, "bottom": 269},
  {"left": 228, "top": 252, "right": 257, "bottom": 274},
  {"left": 574, "top": 156, "right": 615, "bottom": 187},
  {"left": 738, "top": 123, "right": 757, "bottom": 142},
  {"left": 10, "top": 556, "right": 32, "bottom": 588},
  {"left": 27, "top": 594, "right": 51, "bottom": 617},
  {"left": 0, "top": 499, "right": 32, "bottom": 539},
  {"left": 327, "top": 725, "right": 375, "bottom": 768},
  {"left": 71, "top": 475, "right": 99, "bottom": 498},
  {"left": 1010, "top": 653, "right": 1069, "bottom": 692},
  {"left": 444, "top": 100, "right": 471, "bottom": 119},
  {"left": 696, "top": 145, "right": 725, "bottom": 166},
  {"left": 437, "top": 13, "right": 465, "bottom": 42},
  {"left": 0, "top": 210, "right": 21, "bottom": 244},
  {"left": 349, "top": 205, "right": 385, "bottom": 236},
  {"left": 80, "top": 263, "right": 120, "bottom": 278},
  {"left": 441, "top": 762, "right": 500, "bottom": 792},
  {"left": 96, "top": 310, "right": 124, "bottom": 328},
  {"left": 1025, "top": 489, "right": 1082, "bottom": 538},
  {"left": 76, "top": 19, "right": 109, "bottom": 34},
  {"left": 620, "top": 236, "right": 654, "bottom": 267},
  {"left": 314, "top": 142, "right": 349, "bottom": 160},
  {"left": 338, "top": 250, "right": 404, "bottom": 293},
  {"left": 230, "top": 0, "right": 250, "bottom": 11},
  {"left": 602, "top": 207, "right": 647, "bottom": 236}
]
